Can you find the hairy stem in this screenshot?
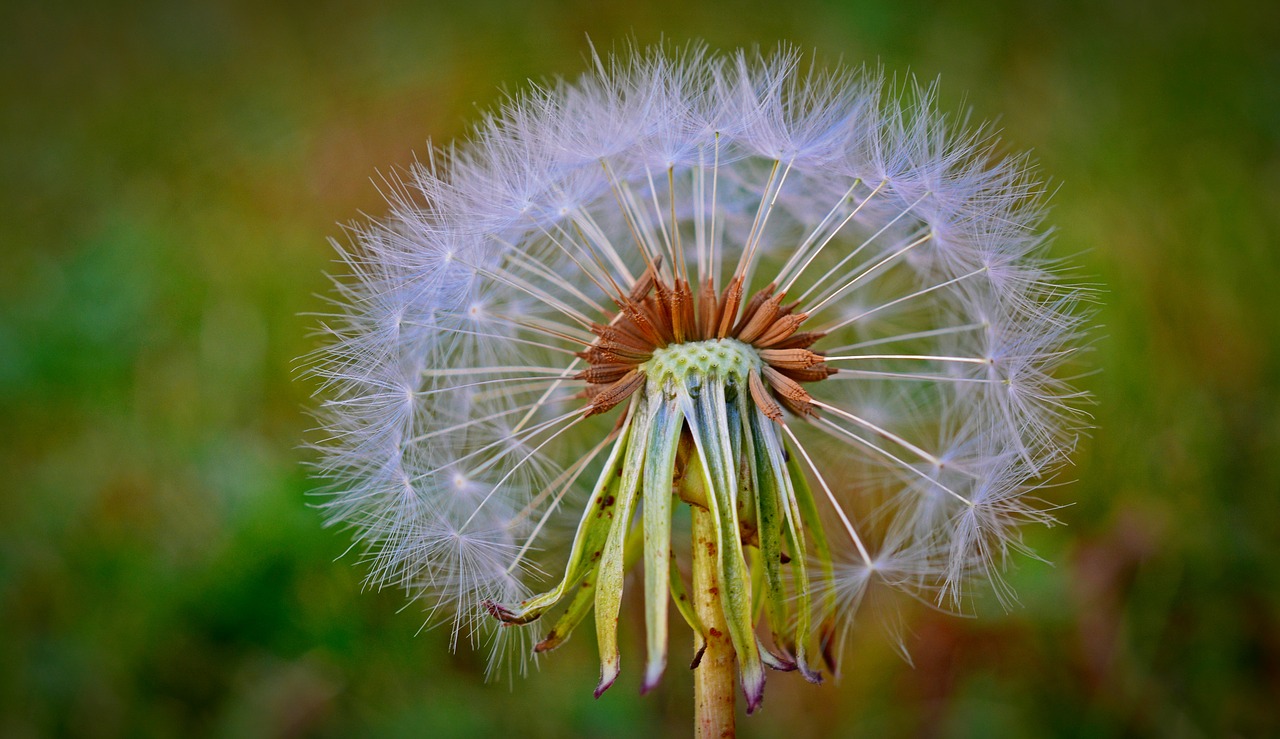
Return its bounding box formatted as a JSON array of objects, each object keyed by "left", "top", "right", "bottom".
[{"left": 691, "top": 499, "right": 735, "bottom": 738}]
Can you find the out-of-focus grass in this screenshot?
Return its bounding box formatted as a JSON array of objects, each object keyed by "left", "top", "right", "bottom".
[{"left": 1, "top": 1, "right": 1276, "bottom": 736}]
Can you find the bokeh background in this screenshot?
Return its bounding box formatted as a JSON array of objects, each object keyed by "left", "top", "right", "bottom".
[{"left": 2, "top": 0, "right": 1277, "bottom": 736}]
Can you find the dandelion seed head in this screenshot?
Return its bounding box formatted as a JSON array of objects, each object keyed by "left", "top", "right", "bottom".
[{"left": 307, "top": 42, "right": 1091, "bottom": 685}]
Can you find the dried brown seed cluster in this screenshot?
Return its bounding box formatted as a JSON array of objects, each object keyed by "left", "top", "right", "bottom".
[{"left": 577, "top": 261, "right": 837, "bottom": 419}]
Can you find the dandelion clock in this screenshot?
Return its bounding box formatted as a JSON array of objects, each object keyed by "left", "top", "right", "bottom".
[{"left": 307, "top": 43, "right": 1090, "bottom": 736}]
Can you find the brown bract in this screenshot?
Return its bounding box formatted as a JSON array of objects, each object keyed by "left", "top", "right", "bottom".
[{"left": 576, "top": 260, "right": 837, "bottom": 419}]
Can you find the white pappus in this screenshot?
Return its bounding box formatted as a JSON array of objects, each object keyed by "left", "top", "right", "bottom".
[{"left": 305, "top": 42, "right": 1092, "bottom": 698}]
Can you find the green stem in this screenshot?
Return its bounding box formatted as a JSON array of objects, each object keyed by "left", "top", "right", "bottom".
[{"left": 691, "top": 501, "right": 735, "bottom": 738}]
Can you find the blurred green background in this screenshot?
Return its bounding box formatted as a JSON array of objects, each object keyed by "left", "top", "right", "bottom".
[{"left": 2, "top": 0, "right": 1277, "bottom": 736}]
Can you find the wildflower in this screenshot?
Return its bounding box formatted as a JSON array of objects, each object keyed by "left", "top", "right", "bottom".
[{"left": 308, "top": 43, "right": 1089, "bottom": 724}]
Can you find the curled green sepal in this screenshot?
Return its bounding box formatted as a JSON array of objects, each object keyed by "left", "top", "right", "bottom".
[
  {"left": 484, "top": 401, "right": 637, "bottom": 625},
  {"left": 533, "top": 571, "right": 597, "bottom": 654},
  {"left": 680, "top": 375, "right": 766, "bottom": 714},
  {"left": 641, "top": 395, "right": 684, "bottom": 694},
  {"left": 535, "top": 512, "right": 645, "bottom": 654}
]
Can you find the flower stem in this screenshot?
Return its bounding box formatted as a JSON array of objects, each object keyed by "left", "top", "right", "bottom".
[{"left": 691, "top": 500, "right": 735, "bottom": 738}]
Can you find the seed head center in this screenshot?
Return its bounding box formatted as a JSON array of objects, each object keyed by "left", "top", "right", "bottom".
[{"left": 644, "top": 338, "right": 761, "bottom": 394}]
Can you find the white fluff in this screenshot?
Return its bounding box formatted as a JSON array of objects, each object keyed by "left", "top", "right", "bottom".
[{"left": 306, "top": 42, "right": 1091, "bottom": 671}]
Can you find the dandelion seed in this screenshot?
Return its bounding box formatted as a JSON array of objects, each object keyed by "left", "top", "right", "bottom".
[{"left": 307, "top": 42, "right": 1091, "bottom": 733}]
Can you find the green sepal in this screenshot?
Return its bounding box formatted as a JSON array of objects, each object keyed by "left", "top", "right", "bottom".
[
  {"left": 534, "top": 569, "right": 599, "bottom": 654},
  {"left": 726, "top": 382, "right": 757, "bottom": 547},
  {"left": 593, "top": 395, "right": 653, "bottom": 698},
  {"left": 744, "top": 399, "right": 789, "bottom": 650},
  {"left": 535, "top": 493, "right": 645, "bottom": 654},
  {"left": 681, "top": 378, "right": 766, "bottom": 714},
  {"left": 748, "top": 545, "right": 767, "bottom": 623},
  {"left": 485, "top": 402, "right": 637, "bottom": 625},
  {"left": 641, "top": 395, "right": 684, "bottom": 694}
]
